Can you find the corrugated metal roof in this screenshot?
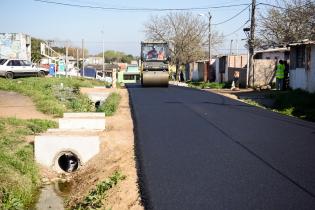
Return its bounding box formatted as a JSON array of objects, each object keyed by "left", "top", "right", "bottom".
[
  {"left": 288, "top": 40, "right": 315, "bottom": 46},
  {"left": 255, "top": 47, "right": 290, "bottom": 53}
]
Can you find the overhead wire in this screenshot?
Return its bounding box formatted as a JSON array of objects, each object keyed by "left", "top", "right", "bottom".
[
  {"left": 223, "top": 20, "right": 250, "bottom": 37},
  {"left": 33, "top": 0, "right": 251, "bottom": 11},
  {"left": 213, "top": 4, "right": 251, "bottom": 25}
]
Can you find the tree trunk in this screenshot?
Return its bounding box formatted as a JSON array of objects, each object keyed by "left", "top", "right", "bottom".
[{"left": 176, "top": 62, "right": 180, "bottom": 81}]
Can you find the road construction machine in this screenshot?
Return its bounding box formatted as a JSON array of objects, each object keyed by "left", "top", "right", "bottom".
[{"left": 140, "top": 41, "right": 170, "bottom": 87}]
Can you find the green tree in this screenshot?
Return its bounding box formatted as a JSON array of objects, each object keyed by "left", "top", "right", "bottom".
[
  {"left": 97, "top": 50, "right": 135, "bottom": 63},
  {"left": 31, "top": 37, "right": 43, "bottom": 62}
]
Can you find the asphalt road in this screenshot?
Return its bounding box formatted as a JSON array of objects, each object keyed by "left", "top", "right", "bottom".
[{"left": 128, "top": 85, "right": 315, "bottom": 210}]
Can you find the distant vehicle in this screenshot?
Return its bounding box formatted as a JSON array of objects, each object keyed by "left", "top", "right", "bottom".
[
  {"left": 0, "top": 59, "right": 49, "bottom": 79},
  {"left": 140, "top": 41, "right": 170, "bottom": 87}
]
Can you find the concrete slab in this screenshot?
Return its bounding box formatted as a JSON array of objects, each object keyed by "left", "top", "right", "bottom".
[
  {"left": 35, "top": 135, "right": 100, "bottom": 172},
  {"left": 59, "top": 118, "right": 105, "bottom": 130},
  {"left": 63, "top": 112, "right": 105, "bottom": 118},
  {"left": 46, "top": 129, "right": 102, "bottom": 135},
  {"left": 85, "top": 92, "right": 109, "bottom": 103}
]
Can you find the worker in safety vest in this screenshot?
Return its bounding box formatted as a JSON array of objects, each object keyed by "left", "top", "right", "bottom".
[{"left": 276, "top": 60, "right": 285, "bottom": 90}]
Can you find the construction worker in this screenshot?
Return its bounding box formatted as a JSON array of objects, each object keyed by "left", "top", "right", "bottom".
[{"left": 276, "top": 60, "right": 285, "bottom": 90}]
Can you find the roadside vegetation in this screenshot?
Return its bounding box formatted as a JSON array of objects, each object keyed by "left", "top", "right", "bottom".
[
  {"left": 0, "top": 117, "right": 57, "bottom": 209},
  {"left": 242, "top": 89, "right": 315, "bottom": 122},
  {"left": 270, "top": 89, "right": 315, "bottom": 122},
  {"left": 96, "top": 92, "right": 121, "bottom": 116},
  {"left": 187, "top": 81, "right": 229, "bottom": 89},
  {"left": 70, "top": 171, "right": 126, "bottom": 210},
  {"left": 0, "top": 77, "right": 104, "bottom": 117}
]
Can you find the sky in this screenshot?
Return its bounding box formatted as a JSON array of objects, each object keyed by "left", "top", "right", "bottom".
[{"left": 1, "top": 0, "right": 273, "bottom": 56}]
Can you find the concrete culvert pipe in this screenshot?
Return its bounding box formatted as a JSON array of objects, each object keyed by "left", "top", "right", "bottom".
[
  {"left": 95, "top": 101, "right": 101, "bottom": 109},
  {"left": 57, "top": 152, "right": 80, "bottom": 173}
]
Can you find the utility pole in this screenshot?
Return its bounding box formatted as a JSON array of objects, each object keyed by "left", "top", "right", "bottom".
[
  {"left": 82, "top": 39, "right": 85, "bottom": 78},
  {"left": 208, "top": 11, "right": 212, "bottom": 82},
  {"left": 229, "top": 39, "right": 233, "bottom": 55},
  {"left": 65, "top": 43, "right": 68, "bottom": 78},
  {"left": 76, "top": 48, "right": 79, "bottom": 77},
  {"left": 249, "top": 0, "right": 256, "bottom": 87},
  {"left": 101, "top": 30, "right": 105, "bottom": 74}
]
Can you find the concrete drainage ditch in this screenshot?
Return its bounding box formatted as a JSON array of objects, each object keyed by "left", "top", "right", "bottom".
[{"left": 34, "top": 89, "right": 109, "bottom": 209}]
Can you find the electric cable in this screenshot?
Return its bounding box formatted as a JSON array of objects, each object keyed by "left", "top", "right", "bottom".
[
  {"left": 213, "top": 4, "right": 251, "bottom": 25},
  {"left": 223, "top": 20, "right": 250, "bottom": 37},
  {"left": 33, "top": 0, "right": 252, "bottom": 12}
]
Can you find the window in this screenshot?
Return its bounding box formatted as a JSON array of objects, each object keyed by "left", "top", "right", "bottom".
[
  {"left": 10, "top": 60, "right": 22, "bottom": 66},
  {"left": 296, "top": 46, "right": 305, "bottom": 68},
  {"left": 0, "top": 59, "right": 7, "bottom": 65},
  {"left": 22, "top": 60, "right": 32, "bottom": 66},
  {"left": 7, "top": 61, "right": 14, "bottom": 66},
  {"left": 124, "top": 75, "right": 135, "bottom": 80},
  {"left": 123, "top": 74, "right": 140, "bottom": 81}
]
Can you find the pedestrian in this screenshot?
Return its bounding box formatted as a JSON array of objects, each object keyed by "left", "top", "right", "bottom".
[
  {"left": 276, "top": 60, "right": 285, "bottom": 90},
  {"left": 231, "top": 71, "right": 240, "bottom": 91},
  {"left": 283, "top": 60, "right": 289, "bottom": 90}
]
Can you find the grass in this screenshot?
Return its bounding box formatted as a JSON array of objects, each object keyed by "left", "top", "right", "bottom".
[
  {"left": 270, "top": 89, "right": 315, "bottom": 122},
  {"left": 187, "top": 81, "right": 230, "bottom": 89},
  {"left": 96, "top": 92, "right": 121, "bottom": 116},
  {"left": 70, "top": 171, "right": 126, "bottom": 210},
  {"left": 0, "top": 117, "right": 57, "bottom": 209},
  {"left": 241, "top": 89, "right": 315, "bottom": 122},
  {"left": 0, "top": 77, "right": 104, "bottom": 117},
  {"left": 242, "top": 99, "right": 266, "bottom": 109}
]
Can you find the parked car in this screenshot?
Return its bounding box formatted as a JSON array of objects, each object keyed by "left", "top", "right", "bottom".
[{"left": 0, "top": 59, "right": 49, "bottom": 79}]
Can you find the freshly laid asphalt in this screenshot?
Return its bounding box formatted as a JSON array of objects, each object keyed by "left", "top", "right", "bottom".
[{"left": 127, "top": 85, "right": 315, "bottom": 210}]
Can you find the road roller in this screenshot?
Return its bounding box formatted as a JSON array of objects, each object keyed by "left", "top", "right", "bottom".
[{"left": 140, "top": 41, "right": 170, "bottom": 87}]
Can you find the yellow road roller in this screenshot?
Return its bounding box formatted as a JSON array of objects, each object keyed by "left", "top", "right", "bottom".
[{"left": 140, "top": 41, "right": 170, "bottom": 87}]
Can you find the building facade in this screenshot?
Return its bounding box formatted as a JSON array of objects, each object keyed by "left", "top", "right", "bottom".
[
  {"left": 0, "top": 33, "right": 31, "bottom": 60},
  {"left": 289, "top": 41, "right": 315, "bottom": 92}
]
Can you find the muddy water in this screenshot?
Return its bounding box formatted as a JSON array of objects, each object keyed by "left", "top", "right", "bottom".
[{"left": 35, "top": 181, "right": 73, "bottom": 210}]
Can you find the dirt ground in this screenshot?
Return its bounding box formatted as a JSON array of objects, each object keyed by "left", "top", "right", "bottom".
[
  {"left": 0, "top": 90, "right": 52, "bottom": 119},
  {"left": 0, "top": 88, "right": 142, "bottom": 209},
  {"left": 66, "top": 88, "right": 143, "bottom": 210}
]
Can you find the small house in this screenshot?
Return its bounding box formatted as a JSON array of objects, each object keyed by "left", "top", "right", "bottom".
[
  {"left": 117, "top": 64, "right": 140, "bottom": 84},
  {"left": 289, "top": 40, "right": 315, "bottom": 92},
  {"left": 254, "top": 47, "right": 290, "bottom": 61}
]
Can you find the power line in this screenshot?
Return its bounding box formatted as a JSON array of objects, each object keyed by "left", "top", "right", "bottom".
[
  {"left": 213, "top": 4, "right": 251, "bottom": 25},
  {"left": 223, "top": 20, "right": 250, "bottom": 37},
  {"left": 33, "top": 0, "right": 251, "bottom": 11}
]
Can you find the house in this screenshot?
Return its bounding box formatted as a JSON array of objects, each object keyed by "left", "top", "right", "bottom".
[
  {"left": 86, "top": 57, "right": 104, "bottom": 65},
  {"left": 254, "top": 47, "right": 290, "bottom": 61},
  {"left": 117, "top": 64, "right": 140, "bottom": 84},
  {"left": 0, "top": 33, "right": 31, "bottom": 60},
  {"left": 81, "top": 63, "right": 119, "bottom": 79},
  {"left": 214, "top": 55, "right": 248, "bottom": 87},
  {"left": 288, "top": 40, "right": 315, "bottom": 92},
  {"left": 185, "top": 60, "right": 215, "bottom": 82},
  {"left": 214, "top": 52, "right": 284, "bottom": 87}
]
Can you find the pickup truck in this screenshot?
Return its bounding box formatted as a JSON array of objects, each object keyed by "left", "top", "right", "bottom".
[{"left": 0, "top": 59, "right": 49, "bottom": 79}]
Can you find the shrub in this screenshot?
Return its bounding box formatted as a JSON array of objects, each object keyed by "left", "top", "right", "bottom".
[{"left": 96, "top": 92, "right": 121, "bottom": 116}]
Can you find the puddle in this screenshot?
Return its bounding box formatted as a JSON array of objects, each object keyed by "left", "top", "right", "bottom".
[{"left": 35, "top": 180, "right": 73, "bottom": 210}]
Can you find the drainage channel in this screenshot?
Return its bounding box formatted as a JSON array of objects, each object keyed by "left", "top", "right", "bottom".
[{"left": 35, "top": 180, "right": 73, "bottom": 210}]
